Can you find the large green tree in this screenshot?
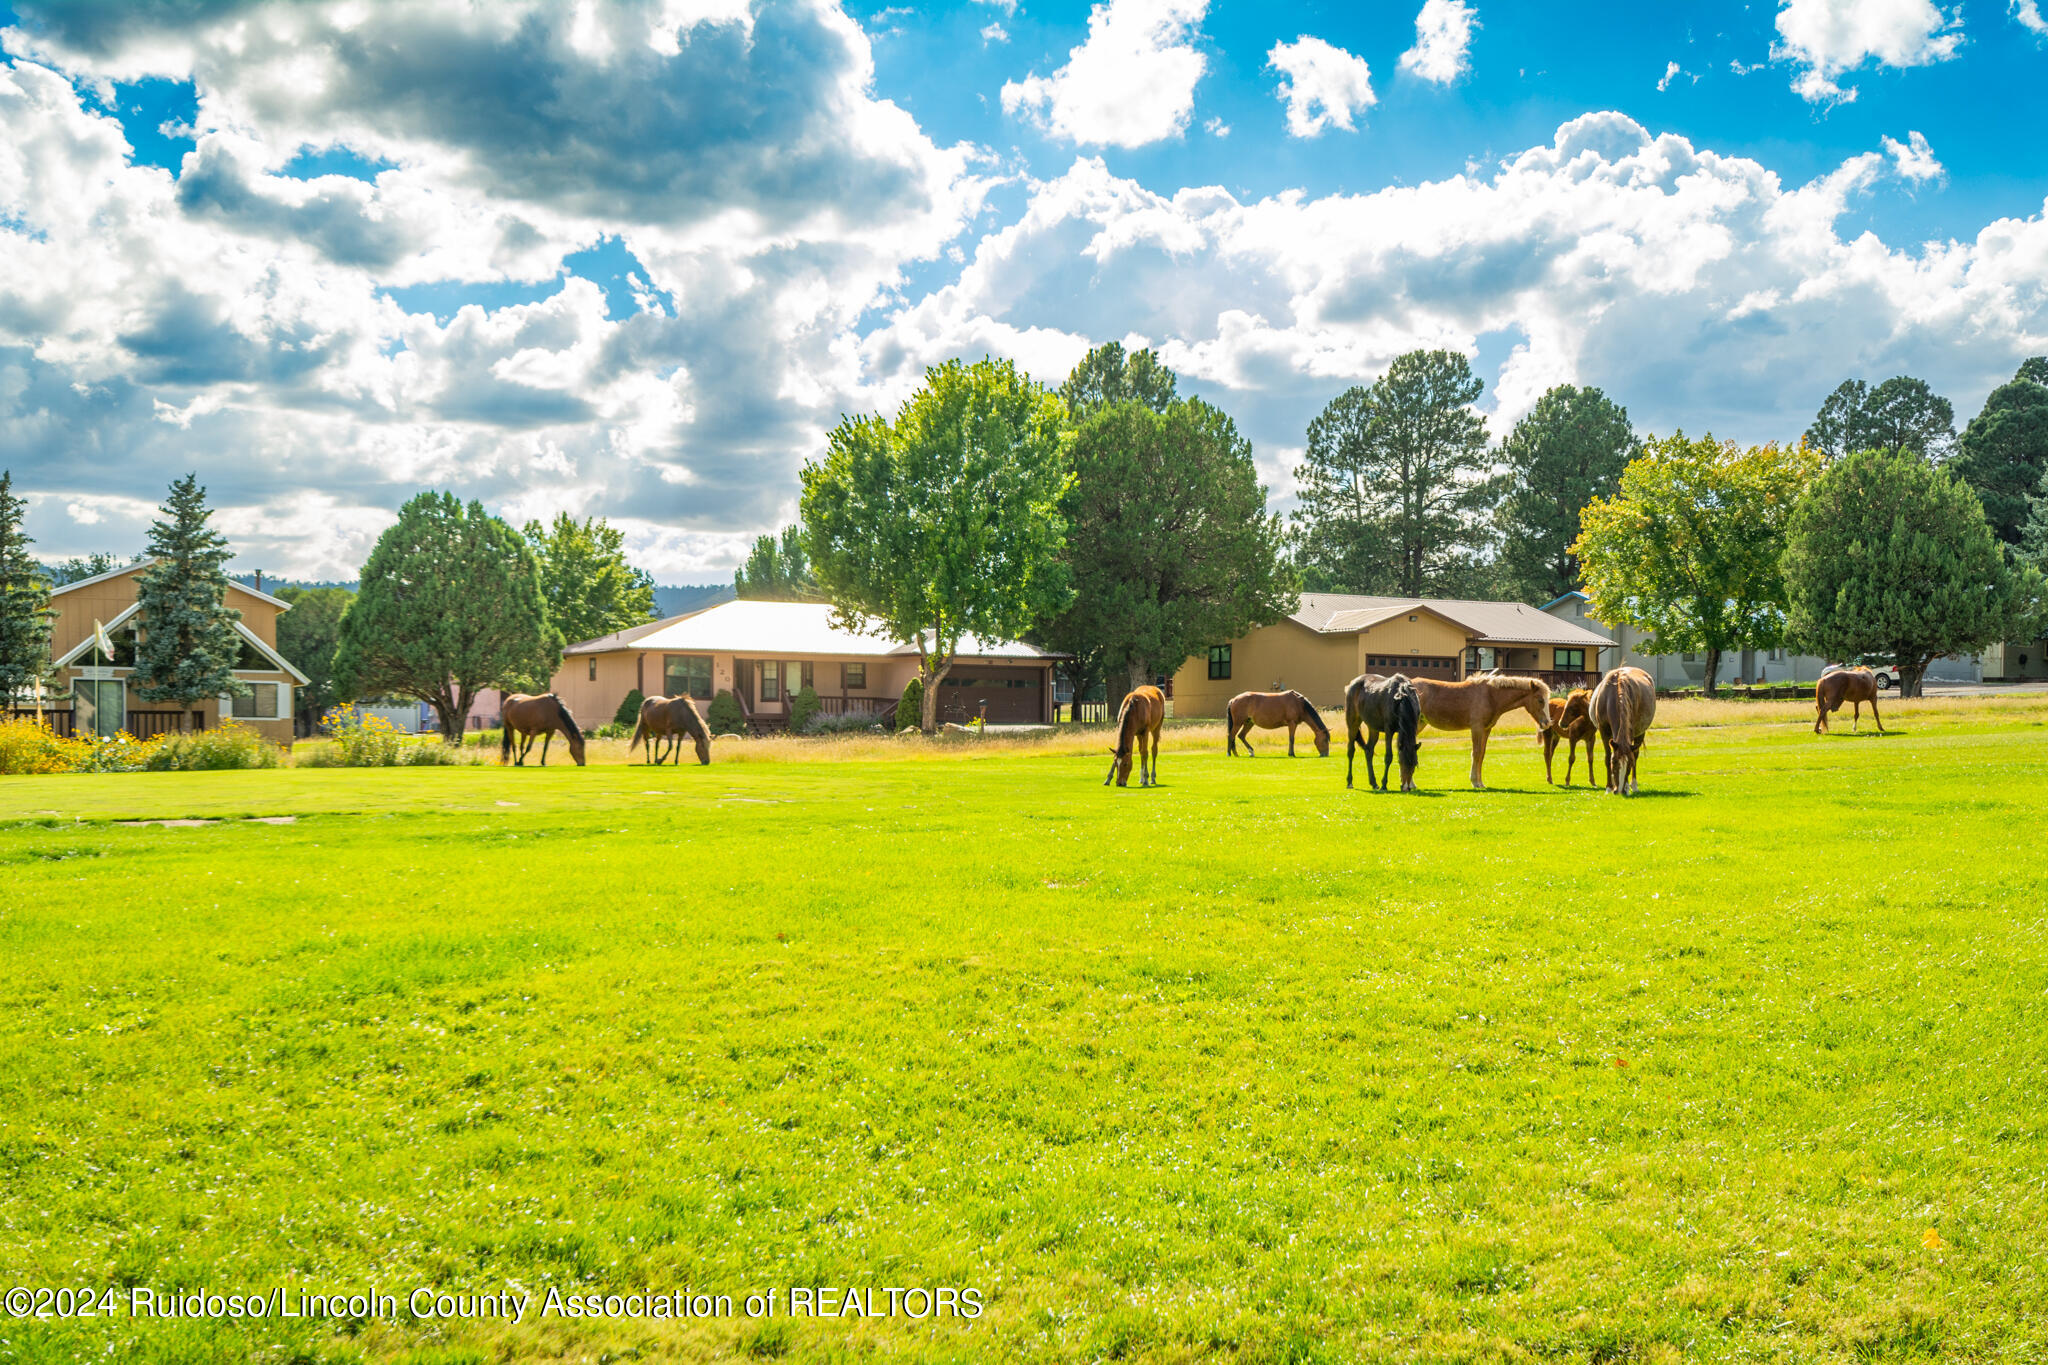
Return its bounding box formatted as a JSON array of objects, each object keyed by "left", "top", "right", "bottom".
[
  {"left": 133, "top": 474, "right": 245, "bottom": 723},
  {"left": 522, "top": 513, "right": 657, "bottom": 644},
  {"left": 1493, "top": 384, "right": 1640, "bottom": 604},
  {"left": 0, "top": 471, "right": 58, "bottom": 707},
  {"left": 733, "top": 525, "right": 820, "bottom": 601},
  {"left": 1573, "top": 434, "right": 1817, "bottom": 697},
  {"left": 1292, "top": 349, "right": 1502, "bottom": 597},
  {"left": 274, "top": 585, "right": 353, "bottom": 732},
  {"left": 1784, "top": 448, "right": 2045, "bottom": 697},
  {"left": 1029, "top": 394, "right": 1295, "bottom": 709},
  {"left": 45, "top": 552, "right": 137, "bottom": 586},
  {"left": 1950, "top": 360, "right": 2048, "bottom": 547},
  {"left": 334, "top": 492, "right": 564, "bottom": 741},
  {"left": 1804, "top": 375, "right": 1956, "bottom": 461},
  {"left": 802, "top": 357, "right": 1072, "bottom": 733},
  {"left": 1058, "top": 341, "right": 1178, "bottom": 420}
]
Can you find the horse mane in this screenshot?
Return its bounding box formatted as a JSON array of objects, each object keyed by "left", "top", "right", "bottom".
[
  {"left": 550, "top": 694, "right": 583, "bottom": 743},
  {"left": 1395, "top": 681, "right": 1421, "bottom": 771},
  {"left": 1295, "top": 691, "right": 1330, "bottom": 736}
]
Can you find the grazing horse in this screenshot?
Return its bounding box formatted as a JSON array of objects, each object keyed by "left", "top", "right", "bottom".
[
  {"left": 1590, "top": 666, "right": 1657, "bottom": 795},
  {"left": 1103, "top": 685, "right": 1165, "bottom": 788},
  {"left": 629, "top": 694, "right": 712, "bottom": 765},
  {"left": 1407, "top": 674, "right": 1553, "bottom": 789},
  {"left": 1815, "top": 666, "right": 1884, "bottom": 735},
  {"left": 1539, "top": 688, "right": 1599, "bottom": 786},
  {"left": 500, "top": 693, "right": 586, "bottom": 767},
  {"left": 1345, "top": 673, "right": 1421, "bottom": 792},
  {"left": 1225, "top": 689, "right": 1331, "bottom": 758}
]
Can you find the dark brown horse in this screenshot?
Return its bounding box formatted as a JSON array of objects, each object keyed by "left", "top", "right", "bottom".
[
  {"left": 1539, "top": 688, "right": 1598, "bottom": 786},
  {"left": 630, "top": 694, "right": 712, "bottom": 765},
  {"left": 1815, "top": 666, "right": 1884, "bottom": 734},
  {"left": 1345, "top": 673, "right": 1421, "bottom": 792},
  {"left": 1409, "top": 674, "right": 1553, "bottom": 789},
  {"left": 1103, "top": 685, "right": 1165, "bottom": 788},
  {"left": 1590, "top": 666, "right": 1656, "bottom": 795},
  {"left": 1225, "top": 689, "right": 1330, "bottom": 757},
  {"left": 500, "top": 693, "right": 586, "bottom": 766}
]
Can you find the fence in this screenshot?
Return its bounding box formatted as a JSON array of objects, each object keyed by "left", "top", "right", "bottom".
[{"left": 6, "top": 708, "right": 76, "bottom": 738}]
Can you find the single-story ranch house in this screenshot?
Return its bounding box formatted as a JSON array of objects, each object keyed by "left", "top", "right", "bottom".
[
  {"left": 1170, "top": 592, "right": 1617, "bottom": 719},
  {"left": 496, "top": 599, "right": 1062, "bottom": 730},
  {"left": 34, "top": 561, "right": 306, "bottom": 744}
]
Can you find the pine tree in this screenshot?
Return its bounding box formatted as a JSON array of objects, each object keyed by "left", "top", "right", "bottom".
[
  {"left": 133, "top": 474, "right": 245, "bottom": 723},
  {"left": 1951, "top": 360, "right": 2048, "bottom": 547},
  {"left": 0, "top": 471, "right": 58, "bottom": 708},
  {"left": 1493, "top": 385, "right": 1639, "bottom": 603}
]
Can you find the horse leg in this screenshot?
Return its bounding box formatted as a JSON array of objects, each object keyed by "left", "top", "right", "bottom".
[
  {"left": 1288, "top": 722, "right": 1297, "bottom": 757},
  {"left": 1346, "top": 726, "right": 1357, "bottom": 789},
  {"left": 1632, "top": 734, "right": 1647, "bottom": 795},
  {"left": 1150, "top": 725, "right": 1161, "bottom": 786},
  {"left": 539, "top": 732, "right": 550, "bottom": 766},
  {"left": 1469, "top": 726, "right": 1488, "bottom": 789},
  {"left": 1236, "top": 719, "right": 1254, "bottom": 757},
  {"left": 1377, "top": 730, "right": 1393, "bottom": 792},
  {"left": 1543, "top": 731, "right": 1556, "bottom": 785},
  {"left": 513, "top": 733, "right": 527, "bottom": 766},
  {"left": 1871, "top": 696, "right": 1884, "bottom": 733},
  {"left": 1852, "top": 700, "right": 1861, "bottom": 731}
]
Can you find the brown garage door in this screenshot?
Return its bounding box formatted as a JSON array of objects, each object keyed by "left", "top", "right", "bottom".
[{"left": 938, "top": 667, "right": 1044, "bottom": 723}]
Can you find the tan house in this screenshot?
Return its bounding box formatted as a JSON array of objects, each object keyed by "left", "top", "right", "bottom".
[
  {"left": 36, "top": 562, "right": 305, "bottom": 744},
  {"left": 1170, "top": 592, "right": 1616, "bottom": 718},
  {"left": 490, "top": 599, "right": 1061, "bottom": 731}
]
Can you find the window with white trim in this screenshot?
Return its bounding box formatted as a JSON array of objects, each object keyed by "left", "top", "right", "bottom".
[{"left": 224, "top": 682, "right": 287, "bottom": 720}]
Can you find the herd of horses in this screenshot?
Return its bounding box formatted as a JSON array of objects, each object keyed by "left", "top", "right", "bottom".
[{"left": 497, "top": 691, "right": 711, "bottom": 768}]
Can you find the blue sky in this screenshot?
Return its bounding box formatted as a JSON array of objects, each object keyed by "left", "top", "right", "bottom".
[{"left": 1, "top": 0, "right": 2045, "bottom": 579}]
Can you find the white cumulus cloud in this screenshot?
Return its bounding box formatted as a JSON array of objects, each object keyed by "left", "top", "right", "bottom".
[
  {"left": 1882, "top": 130, "right": 1943, "bottom": 182},
  {"left": 1398, "top": 0, "right": 1477, "bottom": 85},
  {"left": 2014, "top": 0, "right": 2048, "bottom": 35},
  {"left": 1001, "top": 0, "right": 1209, "bottom": 148},
  {"left": 1773, "top": 0, "right": 1964, "bottom": 104},
  {"left": 1268, "top": 36, "right": 1376, "bottom": 138}
]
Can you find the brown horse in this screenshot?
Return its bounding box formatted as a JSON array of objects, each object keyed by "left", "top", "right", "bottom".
[
  {"left": 1590, "top": 666, "right": 1656, "bottom": 795},
  {"left": 1345, "top": 673, "right": 1421, "bottom": 792},
  {"left": 1408, "top": 674, "right": 1553, "bottom": 789},
  {"left": 1103, "top": 685, "right": 1165, "bottom": 788},
  {"left": 630, "top": 694, "right": 712, "bottom": 765},
  {"left": 1815, "top": 666, "right": 1884, "bottom": 735},
  {"left": 500, "top": 693, "right": 586, "bottom": 767},
  {"left": 1225, "top": 689, "right": 1331, "bottom": 757},
  {"left": 1539, "top": 688, "right": 1599, "bottom": 786}
]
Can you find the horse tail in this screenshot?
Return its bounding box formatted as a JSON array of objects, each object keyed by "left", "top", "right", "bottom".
[
  {"left": 1116, "top": 692, "right": 1138, "bottom": 754},
  {"left": 500, "top": 715, "right": 513, "bottom": 762},
  {"left": 629, "top": 711, "right": 646, "bottom": 750},
  {"left": 1225, "top": 695, "right": 1239, "bottom": 753},
  {"left": 551, "top": 695, "right": 582, "bottom": 743}
]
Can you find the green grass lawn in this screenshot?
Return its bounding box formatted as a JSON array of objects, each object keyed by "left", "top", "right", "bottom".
[{"left": 2, "top": 702, "right": 2045, "bottom": 1363}]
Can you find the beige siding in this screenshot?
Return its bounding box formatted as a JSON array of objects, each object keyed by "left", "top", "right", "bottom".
[{"left": 1171, "top": 622, "right": 1359, "bottom": 718}]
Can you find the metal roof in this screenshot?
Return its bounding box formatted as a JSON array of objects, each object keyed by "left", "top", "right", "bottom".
[
  {"left": 1291, "top": 593, "right": 1615, "bottom": 648},
  {"left": 567, "top": 599, "right": 1060, "bottom": 660}
]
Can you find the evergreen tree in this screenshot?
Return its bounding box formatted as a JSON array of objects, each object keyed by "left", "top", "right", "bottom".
[
  {"left": 1804, "top": 376, "right": 1955, "bottom": 461},
  {"left": 1058, "top": 341, "right": 1178, "bottom": 420},
  {"left": 1291, "top": 350, "right": 1503, "bottom": 597},
  {"left": 733, "top": 525, "right": 820, "bottom": 601},
  {"left": 1493, "top": 385, "right": 1639, "bottom": 603},
  {"left": 274, "top": 585, "right": 353, "bottom": 731},
  {"left": 1950, "top": 361, "right": 2048, "bottom": 547},
  {"left": 133, "top": 474, "right": 245, "bottom": 722},
  {"left": 0, "top": 471, "right": 58, "bottom": 707},
  {"left": 333, "top": 492, "right": 564, "bottom": 741},
  {"left": 1784, "top": 448, "right": 2046, "bottom": 697},
  {"left": 46, "top": 552, "right": 136, "bottom": 586},
  {"left": 523, "top": 513, "right": 658, "bottom": 643}
]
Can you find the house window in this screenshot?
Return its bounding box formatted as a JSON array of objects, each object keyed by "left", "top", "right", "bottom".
[
  {"left": 1208, "top": 645, "right": 1232, "bottom": 680},
  {"left": 75, "top": 679, "right": 126, "bottom": 738},
  {"left": 761, "top": 659, "right": 781, "bottom": 702},
  {"left": 842, "top": 662, "right": 866, "bottom": 690},
  {"left": 1553, "top": 648, "right": 1585, "bottom": 671},
  {"left": 663, "top": 654, "right": 713, "bottom": 700},
  {"left": 231, "top": 683, "right": 282, "bottom": 720},
  {"left": 588, "top": 658, "right": 597, "bottom": 682}
]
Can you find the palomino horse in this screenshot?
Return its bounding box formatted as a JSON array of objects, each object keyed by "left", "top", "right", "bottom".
[
  {"left": 1225, "top": 689, "right": 1330, "bottom": 757},
  {"left": 1408, "top": 675, "right": 1553, "bottom": 789},
  {"left": 1103, "top": 685, "right": 1166, "bottom": 788},
  {"left": 1814, "top": 666, "right": 1884, "bottom": 735},
  {"left": 1539, "top": 688, "right": 1598, "bottom": 786},
  {"left": 630, "top": 694, "right": 712, "bottom": 765},
  {"left": 1590, "top": 666, "right": 1657, "bottom": 795},
  {"left": 1345, "top": 673, "right": 1421, "bottom": 792},
  {"left": 500, "top": 693, "right": 586, "bottom": 767}
]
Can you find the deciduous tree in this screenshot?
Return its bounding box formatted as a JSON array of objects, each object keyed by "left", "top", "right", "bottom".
[
  {"left": 733, "top": 525, "right": 820, "bottom": 601},
  {"left": 523, "top": 513, "right": 657, "bottom": 644},
  {"left": 1950, "top": 361, "right": 2048, "bottom": 547},
  {"left": 802, "top": 357, "right": 1071, "bottom": 733},
  {"left": 133, "top": 474, "right": 245, "bottom": 723},
  {"left": 1058, "top": 341, "right": 1178, "bottom": 420},
  {"left": 275, "top": 585, "right": 353, "bottom": 732},
  {"left": 1493, "top": 384, "right": 1639, "bottom": 604},
  {"left": 334, "top": 492, "right": 563, "bottom": 741},
  {"left": 0, "top": 471, "right": 57, "bottom": 708},
  {"left": 1573, "top": 435, "right": 1817, "bottom": 697},
  {"left": 1784, "top": 448, "right": 2045, "bottom": 697}
]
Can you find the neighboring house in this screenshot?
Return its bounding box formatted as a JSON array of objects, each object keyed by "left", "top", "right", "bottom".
[
  {"left": 1980, "top": 641, "right": 2048, "bottom": 682},
  {"left": 35, "top": 561, "right": 306, "bottom": 743},
  {"left": 1539, "top": 592, "right": 1985, "bottom": 687},
  {"left": 482, "top": 599, "right": 1063, "bottom": 731},
  {"left": 1169, "top": 593, "right": 1617, "bottom": 719}
]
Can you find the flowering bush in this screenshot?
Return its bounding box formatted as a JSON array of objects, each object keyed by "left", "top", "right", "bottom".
[
  {"left": 0, "top": 717, "right": 167, "bottom": 774},
  {"left": 301, "top": 704, "right": 468, "bottom": 767},
  {"left": 144, "top": 720, "right": 282, "bottom": 771}
]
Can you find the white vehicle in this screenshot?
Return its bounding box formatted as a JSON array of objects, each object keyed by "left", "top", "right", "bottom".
[{"left": 1825, "top": 661, "right": 1900, "bottom": 690}]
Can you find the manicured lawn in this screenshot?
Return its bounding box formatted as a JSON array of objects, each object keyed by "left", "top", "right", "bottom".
[{"left": 2, "top": 701, "right": 2045, "bottom": 1362}]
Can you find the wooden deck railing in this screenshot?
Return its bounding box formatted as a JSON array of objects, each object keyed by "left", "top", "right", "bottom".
[
  {"left": 126, "top": 710, "right": 200, "bottom": 738},
  {"left": 6, "top": 708, "right": 76, "bottom": 737}
]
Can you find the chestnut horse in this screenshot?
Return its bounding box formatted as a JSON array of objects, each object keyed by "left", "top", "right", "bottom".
[
  {"left": 630, "top": 694, "right": 712, "bottom": 765},
  {"left": 1539, "top": 688, "right": 1599, "bottom": 786},
  {"left": 500, "top": 693, "right": 586, "bottom": 767},
  {"left": 1590, "top": 666, "right": 1657, "bottom": 795},
  {"left": 1225, "top": 689, "right": 1330, "bottom": 757},
  {"left": 1345, "top": 672, "right": 1421, "bottom": 792},
  {"left": 1103, "top": 685, "right": 1165, "bottom": 788},
  {"left": 1408, "top": 675, "right": 1553, "bottom": 789},
  {"left": 1814, "top": 666, "right": 1884, "bottom": 735}
]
